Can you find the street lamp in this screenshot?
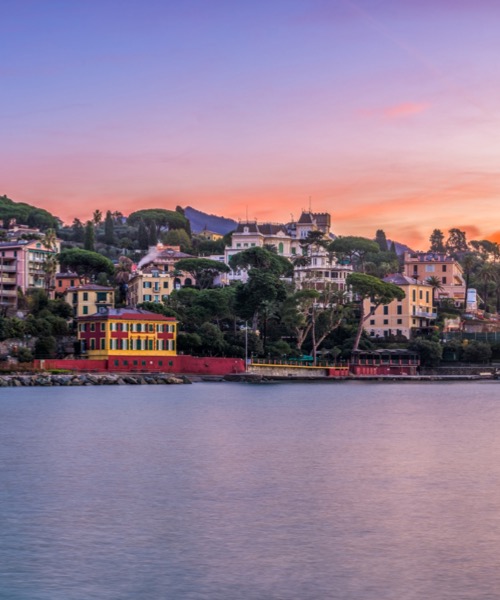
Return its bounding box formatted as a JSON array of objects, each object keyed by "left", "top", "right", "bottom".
[{"left": 244, "top": 320, "right": 248, "bottom": 371}]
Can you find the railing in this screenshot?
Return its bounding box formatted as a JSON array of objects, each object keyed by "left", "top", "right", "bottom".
[
  {"left": 0, "top": 265, "right": 17, "bottom": 273},
  {"left": 251, "top": 358, "right": 349, "bottom": 369}
]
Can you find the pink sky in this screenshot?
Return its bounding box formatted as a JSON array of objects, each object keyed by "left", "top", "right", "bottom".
[{"left": 2, "top": 1, "right": 500, "bottom": 249}]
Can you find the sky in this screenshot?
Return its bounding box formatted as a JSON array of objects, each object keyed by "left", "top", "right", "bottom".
[{"left": 2, "top": 0, "right": 500, "bottom": 249}]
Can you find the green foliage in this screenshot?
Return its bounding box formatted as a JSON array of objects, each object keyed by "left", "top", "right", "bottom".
[
  {"left": 462, "top": 341, "right": 492, "bottom": 364},
  {"left": 175, "top": 258, "right": 230, "bottom": 289},
  {"left": 229, "top": 247, "right": 292, "bottom": 276},
  {"left": 375, "top": 229, "right": 388, "bottom": 252},
  {"left": 104, "top": 211, "right": 116, "bottom": 245},
  {"left": 429, "top": 229, "right": 445, "bottom": 253},
  {"left": 34, "top": 336, "right": 57, "bottom": 359},
  {"left": 84, "top": 221, "right": 95, "bottom": 251},
  {"left": 0, "top": 195, "right": 59, "bottom": 230},
  {"left": 409, "top": 339, "right": 443, "bottom": 367},
  {"left": 138, "top": 219, "right": 149, "bottom": 250},
  {"left": 0, "top": 317, "right": 25, "bottom": 341},
  {"left": 328, "top": 236, "right": 380, "bottom": 271},
  {"left": 161, "top": 228, "right": 192, "bottom": 252},
  {"left": 128, "top": 209, "right": 189, "bottom": 232},
  {"left": 59, "top": 248, "right": 115, "bottom": 281},
  {"left": 17, "top": 347, "right": 34, "bottom": 363},
  {"left": 192, "top": 237, "right": 225, "bottom": 256}
]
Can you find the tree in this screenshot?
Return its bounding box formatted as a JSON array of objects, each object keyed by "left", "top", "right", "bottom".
[
  {"left": 148, "top": 221, "right": 158, "bottom": 246},
  {"left": 138, "top": 219, "right": 149, "bottom": 251},
  {"left": 446, "top": 228, "right": 468, "bottom": 255},
  {"left": 235, "top": 271, "right": 288, "bottom": 331},
  {"left": 461, "top": 252, "right": 482, "bottom": 311},
  {"left": 71, "top": 218, "right": 85, "bottom": 243},
  {"left": 328, "top": 236, "right": 380, "bottom": 272},
  {"left": 462, "top": 341, "right": 492, "bottom": 364},
  {"left": 409, "top": 339, "right": 442, "bottom": 367},
  {"left": 476, "top": 263, "right": 498, "bottom": 311},
  {"left": 429, "top": 229, "right": 445, "bottom": 253},
  {"left": 104, "top": 210, "right": 116, "bottom": 245},
  {"left": 375, "top": 230, "right": 388, "bottom": 252},
  {"left": 347, "top": 273, "right": 406, "bottom": 351},
  {"left": 425, "top": 276, "right": 444, "bottom": 305},
  {"left": 58, "top": 248, "right": 115, "bottom": 283},
  {"left": 92, "top": 209, "right": 102, "bottom": 227},
  {"left": 128, "top": 209, "right": 189, "bottom": 235},
  {"left": 229, "top": 247, "right": 292, "bottom": 276},
  {"left": 161, "top": 228, "right": 192, "bottom": 252},
  {"left": 174, "top": 258, "right": 230, "bottom": 289},
  {"left": 84, "top": 221, "right": 95, "bottom": 251}
]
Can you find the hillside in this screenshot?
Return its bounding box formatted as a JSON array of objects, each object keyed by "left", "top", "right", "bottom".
[
  {"left": 0, "top": 195, "right": 60, "bottom": 230},
  {"left": 184, "top": 206, "right": 237, "bottom": 235}
]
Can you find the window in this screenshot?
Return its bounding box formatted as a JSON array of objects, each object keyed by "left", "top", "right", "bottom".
[
  {"left": 143, "top": 281, "right": 152, "bottom": 288},
  {"left": 383, "top": 319, "right": 389, "bottom": 325},
  {"left": 419, "top": 290, "right": 423, "bottom": 300},
  {"left": 425, "top": 265, "right": 435, "bottom": 272},
  {"left": 101, "top": 339, "right": 106, "bottom": 350},
  {"left": 83, "top": 292, "right": 88, "bottom": 301},
  {"left": 442, "top": 265, "right": 447, "bottom": 272},
  {"left": 236, "top": 243, "right": 241, "bottom": 248},
  {"left": 383, "top": 306, "right": 389, "bottom": 315},
  {"left": 73, "top": 293, "right": 77, "bottom": 303},
  {"left": 90, "top": 323, "right": 95, "bottom": 332},
  {"left": 397, "top": 319, "right": 402, "bottom": 325},
  {"left": 412, "top": 290, "right": 416, "bottom": 301},
  {"left": 101, "top": 323, "right": 105, "bottom": 331},
  {"left": 163, "top": 282, "right": 169, "bottom": 289},
  {"left": 442, "top": 277, "right": 447, "bottom": 284},
  {"left": 83, "top": 306, "right": 88, "bottom": 315},
  {"left": 397, "top": 305, "right": 402, "bottom": 315},
  {"left": 58, "top": 280, "right": 62, "bottom": 288},
  {"left": 426, "top": 291, "right": 429, "bottom": 303},
  {"left": 370, "top": 319, "right": 375, "bottom": 325},
  {"left": 90, "top": 338, "right": 96, "bottom": 350},
  {"left": 96, "top": 292, "right": 107, "bottom": 302},
  {"left": 114, "top": 360, "right": 119, "bottom": 366}
]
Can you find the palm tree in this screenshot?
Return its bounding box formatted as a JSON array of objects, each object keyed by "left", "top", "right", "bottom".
[
  {"left": 476, "top": 263, "right": 498, "bottom": 312},
  {"left": 426, "top": 276, "right": 444, "bottom": 307}
]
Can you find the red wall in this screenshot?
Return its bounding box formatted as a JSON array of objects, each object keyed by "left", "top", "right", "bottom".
[{"left": 33, "top": 355, "right": 245, "bottom": 375}]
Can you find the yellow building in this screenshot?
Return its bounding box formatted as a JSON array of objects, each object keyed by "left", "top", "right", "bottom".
[
  {"left": 198, "top": 227, "right": 223, "bottom": 241},
  {"left": 128, "top": 246, "right": 194, "bottom": 306},
  {"left": 363, "top": 274, "right": 436, "bottom": 340},
  {"left": 77, "top": 307, "right": 177, "bottom": 363},
  {"left": 65, "top": 284, "right": 115, "bottom": 317}
]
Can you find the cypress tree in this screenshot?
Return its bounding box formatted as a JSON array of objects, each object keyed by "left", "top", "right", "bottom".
[
  {"left": 84, "top": 221, "right": 95, "bottom": 251},
  {"left": 104, "top": 210, "right": 116, "bottom": 245}
]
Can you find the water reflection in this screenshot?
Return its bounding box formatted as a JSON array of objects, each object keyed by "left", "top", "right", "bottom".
[{"left": 1, "top": 383, "right": 500, "bottom": 599}]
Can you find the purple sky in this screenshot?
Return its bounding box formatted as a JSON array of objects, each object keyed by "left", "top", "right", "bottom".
[{"left": 2, "top": 0, "right": 500, "bottom": 247}]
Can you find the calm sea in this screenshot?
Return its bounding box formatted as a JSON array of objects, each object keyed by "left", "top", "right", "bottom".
[{"left": 1, "top": 382, "right": 500, "bottom": 600}]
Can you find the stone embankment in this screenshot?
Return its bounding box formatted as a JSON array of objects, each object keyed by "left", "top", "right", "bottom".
[{"left": 0, "top": 373, "right": 191, "bottom": 387}]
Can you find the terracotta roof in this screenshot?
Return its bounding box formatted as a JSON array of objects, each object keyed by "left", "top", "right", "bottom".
[
  {"left": 384, "top": 273, "right": 431, "bottom": 286},
  {"left": 79, "top": 308, "right": 176, "bottom": 321},
  {"left": 66, "top": 284, "right": 114, "bottom": 291}
]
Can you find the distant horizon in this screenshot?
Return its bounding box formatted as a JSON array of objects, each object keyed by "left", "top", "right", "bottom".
[{"left": 3, "top": 1, "right": 500, "bottom": 248}]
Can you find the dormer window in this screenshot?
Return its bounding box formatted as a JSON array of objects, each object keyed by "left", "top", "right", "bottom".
[{"left": 243, "top": 226, "right": 249, "bottom": 233}]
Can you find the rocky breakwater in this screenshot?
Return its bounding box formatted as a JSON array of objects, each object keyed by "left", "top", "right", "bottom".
[{"left": 0, "top": 373, "right": 191, "bottom": 387}]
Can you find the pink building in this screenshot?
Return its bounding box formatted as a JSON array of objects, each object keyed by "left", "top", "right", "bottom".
[{"left": 0, "top": 238, "right": 61, "bottom": 312}]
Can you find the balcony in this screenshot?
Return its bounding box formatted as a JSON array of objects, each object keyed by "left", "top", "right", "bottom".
[
  {"left": 0, "top": 289, "right": 18, "bottom": 297},
  {"left": 415, "top": 310, "right": 437, "bottom": 319},
  {"left": 0, "top": 265, "right": 17, "bottom": 273}
]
